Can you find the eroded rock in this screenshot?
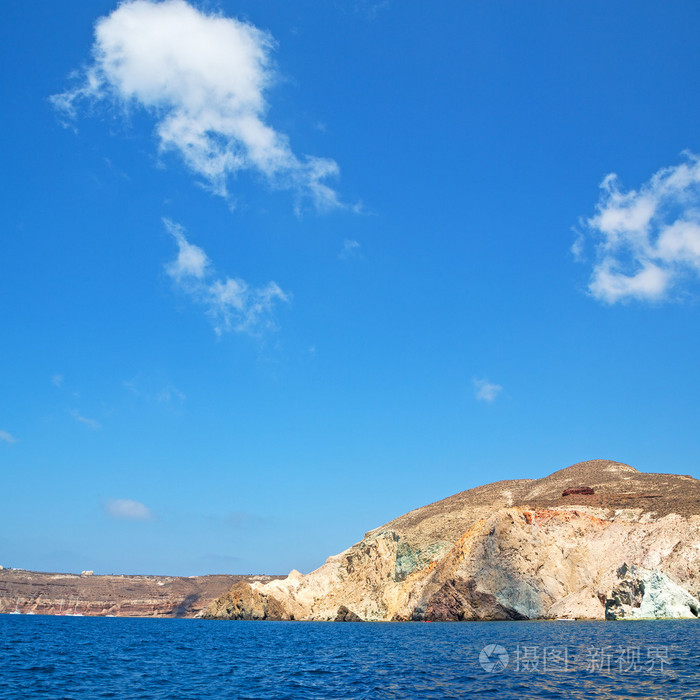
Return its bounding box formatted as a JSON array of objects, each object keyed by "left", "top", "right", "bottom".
[
  {"left": 334, "top": 605, "right": 362, "bottom": 621},
  {"left": 205, "top": 460, "right": 700, "bottom": 622},
  {"left": 605, "top": 564, "right": 700, "bottom": 620},
  {"left": 562, "top": 487, "right": 595, "bottom": 496}
]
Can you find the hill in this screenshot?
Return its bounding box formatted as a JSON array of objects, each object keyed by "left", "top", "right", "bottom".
[
  {"left": 205, "top": 459, "right": 700, "bottom": 621},
  {"left": 0, "top": 570, "right": 282, "bottom": 617}
]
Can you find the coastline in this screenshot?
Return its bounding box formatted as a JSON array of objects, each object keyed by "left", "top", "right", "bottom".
[{"left": 0, "top": 568, "right": 283, "bottom": 618}]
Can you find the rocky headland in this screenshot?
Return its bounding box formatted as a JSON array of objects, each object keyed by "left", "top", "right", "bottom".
[
  {"left": 0, "top": 570, "right": 282, "bottom": 617},
  {"left": 204, "top": 460, "right": 700, "bottom": 622}
]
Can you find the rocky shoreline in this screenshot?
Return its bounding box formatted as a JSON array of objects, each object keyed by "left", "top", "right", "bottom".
[
  {"left": 204, "top": 460, "right": 700, "bottom": 622},
  {"left": 5, "top": 460, "right": 699, "bottom": 623}
]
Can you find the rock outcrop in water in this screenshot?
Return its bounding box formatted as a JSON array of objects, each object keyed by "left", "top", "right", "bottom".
[
  {"left": 205, "top": 460, "right": 700, "bottom": 621},
  {"left": 605, "top": 564, "right": 700, "bottom": 620}
]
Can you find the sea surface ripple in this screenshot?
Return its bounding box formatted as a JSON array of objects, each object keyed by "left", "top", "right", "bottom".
[{"left": 0, "top": 616, "right": 698, "bottom": 699}]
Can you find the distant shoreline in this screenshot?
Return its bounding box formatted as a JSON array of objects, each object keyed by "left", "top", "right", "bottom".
[{"left": 0, "top": 568, "right": 283, "bottom": 618}]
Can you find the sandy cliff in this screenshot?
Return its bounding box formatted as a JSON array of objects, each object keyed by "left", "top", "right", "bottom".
[{"left": 205, "top": 460, "right": 700, "bottom": 621}]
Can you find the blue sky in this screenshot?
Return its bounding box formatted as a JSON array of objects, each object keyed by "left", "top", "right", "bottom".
[{"left": 2, "top": 0, "right": 699, "bottom": 576}]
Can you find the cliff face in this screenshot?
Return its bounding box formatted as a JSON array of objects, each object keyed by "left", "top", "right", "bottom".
[
  {"left": 205, "top": 460, "right": 700, "bottom": 621},
  {"left": 0, "top": 571, "right": 282, "bottom": 617}
]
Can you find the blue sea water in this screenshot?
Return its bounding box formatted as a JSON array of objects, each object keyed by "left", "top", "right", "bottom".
[{"left": 0, "top": 616, "right": 698, "bottom": 699}]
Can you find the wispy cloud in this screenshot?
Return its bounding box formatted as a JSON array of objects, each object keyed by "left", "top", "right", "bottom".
[
  {"left": 124, "top": 377, "right": 185, "bottom": 404},
  {"left": 165, "top": 219, "right": 289, "bottom": 335},
  {"left": 353, "top": 0, "right": 391, "bottom": 19},
  {"left": 51, "top": 374, "right": 64, "bottom": 388},
  {"left": 473, "top": 378, "right": 502, "bottom": 403},
  {"left": 155, "top": 385, "right": 186, "bottom": 403},
  {"left": 575, "top": 152, "right": 700, "bottom": 304},
  {"left": 339, "top": 238, "right": 361, "bottom": 260},
  {"left": 51, "top": 0, "right": 341, "bottom": 211},
  {"left": 104, "top": 499, "right": 154, "bottom": 521},
  {"left": 0, "top": 430, "right": 17, "bottom": 444},
  {"left": 69, "top": 409, "right": 101, "bottom": 430}
]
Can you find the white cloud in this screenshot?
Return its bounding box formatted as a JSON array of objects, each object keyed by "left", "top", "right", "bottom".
[
  {"left": 104, "top": 499, "right": 154, "bottom": 521},
  {"left": 0, "top": 430, "right": 17, "bottom": 444},
  {"left": 165, "top": 219, "right": 289, "bottom": 335},
  {"left": 166, "top": 224, "right": 209, "bottom": 281},
  {"left": 473, "top": 378, "right": 502, "bottom": 403},
  {"left": 51, "top": 0, "right": 341, "bottom": 211},
  {"left": 51, "top": 374, "right": 64, "bottom": 388},
  {"left": 339, "top": 238, "right": 361, "bottom": 259},
  {"left": 575, "top": 152, "right": 700, "bottom": 304},
  {"left": 69, "top": 409, "right": 101, "bottom": 430}
]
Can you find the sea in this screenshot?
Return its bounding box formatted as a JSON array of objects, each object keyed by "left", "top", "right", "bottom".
[{"left": 0, "top": 616, "right": 698, "bottom": 699}]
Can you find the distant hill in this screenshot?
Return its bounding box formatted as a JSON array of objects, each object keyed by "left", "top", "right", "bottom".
[{"left": 0, "top": 570, "right": 282, "bottom": 617}]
